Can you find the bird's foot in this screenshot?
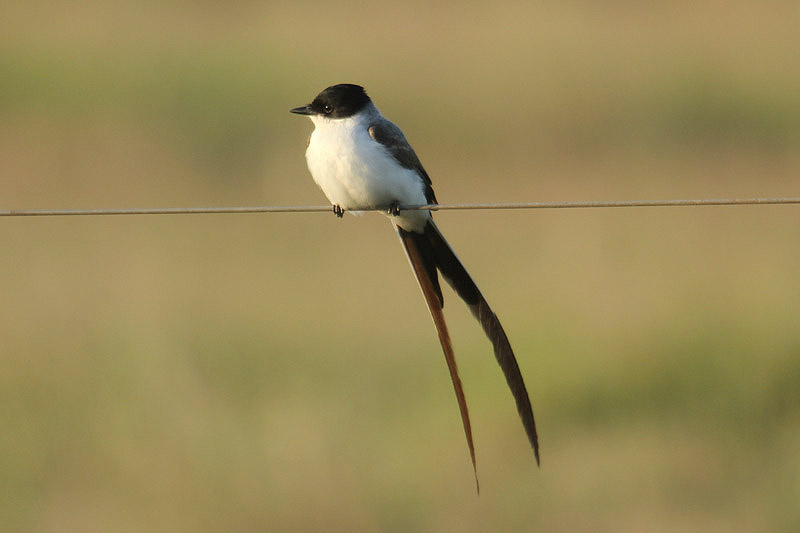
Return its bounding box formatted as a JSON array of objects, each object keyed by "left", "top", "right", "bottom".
[
  {"left": 332, "top": 204, "right": 345, "bottom": 218},
  {"left": 387, "top": 201, "right": 401, "bottom": 217}
]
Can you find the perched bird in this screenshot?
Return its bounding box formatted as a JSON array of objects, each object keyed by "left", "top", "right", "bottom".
[{"left": 291, "top": 84, "right": 539, "bottom": 487}]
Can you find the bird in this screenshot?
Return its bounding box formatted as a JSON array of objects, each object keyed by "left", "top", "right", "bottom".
[{"left": 290, "top": 84, "right": 539, "bottom": 487}]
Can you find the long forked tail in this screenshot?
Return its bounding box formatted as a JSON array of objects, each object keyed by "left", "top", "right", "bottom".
[{"left": 395, "top": 220, "right": 540, "bottom": 472}]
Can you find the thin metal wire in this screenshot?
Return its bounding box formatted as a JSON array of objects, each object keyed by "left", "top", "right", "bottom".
[
  {"left": 0, "top": 206, "right": 330, "bottom": 217},
  {"left": 1, "top": 197, "right": 799, "bottom": 217}
]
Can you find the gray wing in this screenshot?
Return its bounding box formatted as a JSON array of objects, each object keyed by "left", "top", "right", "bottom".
[{"left": 369, "top": 120, "right": 437, "bottom": 204}]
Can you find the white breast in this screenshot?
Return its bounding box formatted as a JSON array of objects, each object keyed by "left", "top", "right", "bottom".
[{"left": 305, "top": 109, "right": 430, "bottom": 232}]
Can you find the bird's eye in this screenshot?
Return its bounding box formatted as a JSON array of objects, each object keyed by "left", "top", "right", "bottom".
[{"left": 323, "top": 104, "right": 333, "bottom": 114}]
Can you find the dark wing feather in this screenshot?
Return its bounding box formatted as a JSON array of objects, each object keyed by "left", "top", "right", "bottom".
[{"left": 369, "top": 120, "right": 437, "bottom": 204}]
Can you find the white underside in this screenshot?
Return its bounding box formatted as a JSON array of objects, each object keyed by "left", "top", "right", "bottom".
[{"left": 305, "top": 109, "right": 430, "bottom": 232}]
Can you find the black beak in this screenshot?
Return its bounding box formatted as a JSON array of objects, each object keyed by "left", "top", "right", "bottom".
[{"left": 290, "top": 105, "right": 314, "bottom": 116}]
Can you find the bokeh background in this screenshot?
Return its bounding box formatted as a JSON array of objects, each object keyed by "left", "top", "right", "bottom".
[{"left": 2, "top": 1, "right": 799, "bottom": 531}]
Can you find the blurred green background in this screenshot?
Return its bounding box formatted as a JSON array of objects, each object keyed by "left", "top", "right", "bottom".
[{"left": 2, "top": 1, "right": 799, "bottom": 531}]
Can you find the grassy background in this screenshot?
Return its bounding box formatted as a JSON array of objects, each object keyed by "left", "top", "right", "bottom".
[{"left": 2, "top": 1, "right": 799, "bottom": 531}]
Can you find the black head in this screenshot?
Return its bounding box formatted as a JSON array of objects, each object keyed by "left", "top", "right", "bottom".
[{"left": 290, "top": 84, "right": 371, "bottom": 119}]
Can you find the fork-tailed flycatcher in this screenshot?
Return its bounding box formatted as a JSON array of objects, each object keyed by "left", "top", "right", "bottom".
[{"left": 291, "top": 84, "right": 539, "bottom": 486}]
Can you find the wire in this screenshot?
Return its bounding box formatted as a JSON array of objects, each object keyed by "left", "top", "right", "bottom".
[
  {"left": 0, "top": 206, "right": 330, "bottom": 217},
  {"left": 405, "top": 197, "right": 800, "bottom": 210},
  {"left": 1, "top": 197, "right": 799, "bottom": 217}
]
